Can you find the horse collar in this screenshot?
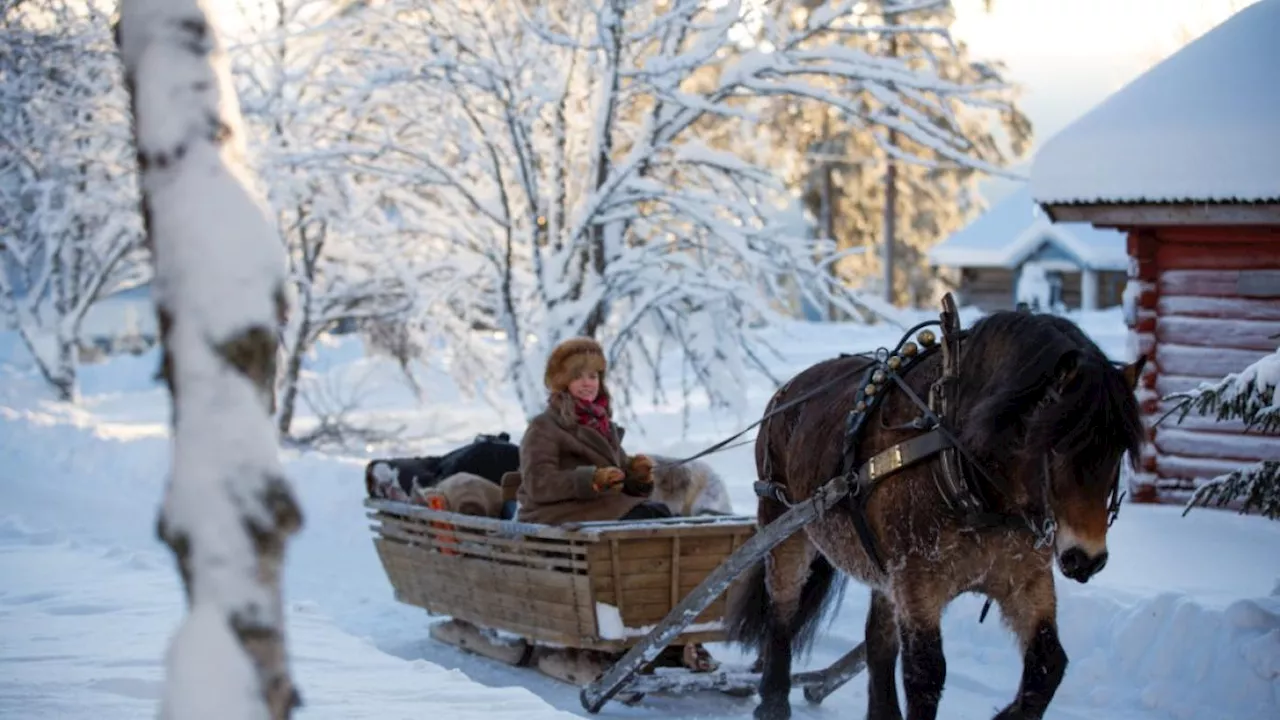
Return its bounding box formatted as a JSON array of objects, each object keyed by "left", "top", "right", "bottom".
[{"left": 834, "top": 297, "right": 1065, "bottom": 573}]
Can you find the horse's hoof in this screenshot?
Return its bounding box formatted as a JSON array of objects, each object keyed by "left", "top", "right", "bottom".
[{"left": 753, "top": 699, "right": 791, "bottom": 720}]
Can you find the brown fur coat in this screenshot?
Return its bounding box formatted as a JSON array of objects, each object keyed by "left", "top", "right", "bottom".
[{"left": 515, "top": 392, "right": 653, "bottom": 524}]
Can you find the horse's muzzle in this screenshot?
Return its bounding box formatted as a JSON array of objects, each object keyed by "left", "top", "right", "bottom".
[{"left": 1058, "top": 547, "right": 1108, "bottom": 583}]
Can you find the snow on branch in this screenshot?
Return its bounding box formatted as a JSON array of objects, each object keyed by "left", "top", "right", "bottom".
[
  {"left": 0, "top": 0, "right": 146, "bottom": 400},
  {"left": 115, "top": 0, "right": 302, "bottom": 717},
  {"left": 1183, "top": 461, "right": 1280, "bottom": 521},
  {"left": 1162, "top": 345, "right": 1280, "bottom": 435},
  {"left": 349, "top": 0, "right": 1005, "bottom": 418},
  {"left": 1164, "top": 345, "right": 1280, "bottom": 521}
]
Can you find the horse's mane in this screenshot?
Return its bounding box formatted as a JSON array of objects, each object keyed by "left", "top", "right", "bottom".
[{"left": 952, "top": 311, "right": 1144, "bottom": 489}]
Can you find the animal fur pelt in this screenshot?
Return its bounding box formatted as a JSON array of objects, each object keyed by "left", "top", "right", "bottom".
[
  {"left": 418, "top": 472, "right": 504, "bottom": 518},
  {"left": 364, "top": 432, "right": 519, "bottom": 501},
  {"left": 646, "top": 456, "right": 734, "bottom": 516}
]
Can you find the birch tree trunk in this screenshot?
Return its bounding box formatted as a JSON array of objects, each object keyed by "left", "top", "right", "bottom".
[{"left": 115, "top": 1, "right": 303, "bottom": 718}]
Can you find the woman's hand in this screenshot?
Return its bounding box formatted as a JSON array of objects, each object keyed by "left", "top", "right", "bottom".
[
  {"left": 592, "top": 466, "right": 626, "bottom": 493},
  {"left": 629, "top": 454, "right": 656, "bottom": 480}
]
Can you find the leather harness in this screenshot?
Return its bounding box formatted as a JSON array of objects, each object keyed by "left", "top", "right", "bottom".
[{"left": 754, "top": 293, "right": 1125, "bottom": 576}]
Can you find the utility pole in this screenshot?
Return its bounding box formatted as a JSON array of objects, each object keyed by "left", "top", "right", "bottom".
[{"left": 881, "top": 2, "right": 899, "bottom": 306}]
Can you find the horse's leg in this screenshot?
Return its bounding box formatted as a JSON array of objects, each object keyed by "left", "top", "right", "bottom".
[
  {"left": 991, "top": 568, "right": 1067, "bottom": 720},
  {"left": 756, "top": 531, "right": 814, "bottom": 720},
  {"left": 865, "top": 589, "right": 904, "bottom": 720},
  {"left": 894, "top": 581, "right": 947, "bottom": 720}
]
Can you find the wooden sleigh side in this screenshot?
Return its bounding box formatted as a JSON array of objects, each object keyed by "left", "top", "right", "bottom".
[
  {"left": 366, "top": 476, "right": 869, "bottom": 711},
  {"left": 366, "top": 498, "right": 756, "bottom": 649}
]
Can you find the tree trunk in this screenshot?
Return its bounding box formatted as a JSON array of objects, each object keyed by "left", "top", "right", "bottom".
[
  {"left": 275, "top": 298, "right": 310, "bottom": 437},
  {"left": 116, "top": 4, "right": 303, "bottom": 719}
]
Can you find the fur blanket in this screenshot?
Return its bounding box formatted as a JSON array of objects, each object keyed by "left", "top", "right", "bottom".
[
  {"left": 644, "top": 455, "right": 734, "bottom": 516},
  {"left": 365, "top": 440, "right": 734, "bottom": 519}
]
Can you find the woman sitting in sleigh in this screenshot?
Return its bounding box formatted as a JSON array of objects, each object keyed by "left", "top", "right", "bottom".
[{"left": 514, "top": 337, "right": 718, "bottom": 673}]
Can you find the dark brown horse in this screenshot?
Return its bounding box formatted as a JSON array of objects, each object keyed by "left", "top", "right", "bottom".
[{"left": 727, "top": 309, "right": 1146, "bottom": 720}]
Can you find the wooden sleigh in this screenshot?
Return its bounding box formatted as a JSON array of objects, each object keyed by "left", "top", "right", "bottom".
[{"left": 365, "top": 470, "right": 869, "bottom": 710}]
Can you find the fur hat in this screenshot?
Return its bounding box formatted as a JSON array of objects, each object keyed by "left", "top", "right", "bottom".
[{"left": 544, "top": 337, "right": 607, "bottom": 394}]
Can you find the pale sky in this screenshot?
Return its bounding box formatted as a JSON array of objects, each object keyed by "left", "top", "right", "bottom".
[{"left": 949, "top": 0, "right": 1258, "bottom": 202}]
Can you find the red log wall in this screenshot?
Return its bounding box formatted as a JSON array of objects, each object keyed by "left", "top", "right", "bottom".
[{"left": 1124, "top": 226, "right": 1280, "bottom": 503}]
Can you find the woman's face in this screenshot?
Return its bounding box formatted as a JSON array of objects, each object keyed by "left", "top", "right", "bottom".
[{"left": 568, "top": 370, "right": 600, "bottom": 402}]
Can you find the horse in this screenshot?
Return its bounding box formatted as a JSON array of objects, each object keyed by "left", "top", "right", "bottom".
[{"left": 726, "top": 307, "right": 1146, "bottom": 720}]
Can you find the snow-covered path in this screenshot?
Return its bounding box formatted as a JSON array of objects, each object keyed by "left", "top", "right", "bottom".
[{"left": 1, "top": 313, "right": 1278, "bottom": 719}]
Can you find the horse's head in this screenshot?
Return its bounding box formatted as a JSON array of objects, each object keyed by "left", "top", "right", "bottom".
[
  {"left": 956, "top": 313, "right": 1147, "bottom": 584},
  {"left": 1032, "top": 351, "right": 1146, "bottom": 583}
]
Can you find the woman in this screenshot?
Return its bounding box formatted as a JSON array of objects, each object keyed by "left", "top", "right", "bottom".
[
  {"left": 515, "top": 337, "right": 716, "bottom": 672},
  {"left": 515, "top": 337, "right": 672, "bottom": 525}
]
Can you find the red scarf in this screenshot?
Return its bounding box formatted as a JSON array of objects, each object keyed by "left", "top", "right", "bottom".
[{"left": 574, "top": 395, "right": 612, "bottom": 440}]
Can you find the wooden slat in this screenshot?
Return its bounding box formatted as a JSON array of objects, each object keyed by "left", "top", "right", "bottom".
[
  {"left": 609, "top": 537, "right": 672, "bottom": 560},
  {"left": 624, "top": 600, "right": 725, "bottom": 627},
  {"left": 564, "top": 518, "right": 757, "bottom": 540},
  {"left": 382, "top": 516, "right": 588, "bottom": 567},
  {"left": 1155, "top": 240, "right": 1280, "bottom": 270},
  {"left": 1155, "top": 453, "right": 1249, "bottom": 482},
  {"left": 366, "top": 498, "right": 597, "bottom": 541},
  {"left": 1155, "top": 427, "right": 1280, "bottom": 463},
  {"left": 1156, "top": 226, "right": 1280, "bottom": 245},
  {"left": 376, "top": 541, "right": 591, "bottom": 639},
  {"left": 370, "top": 497, "right": 757, "bottom": 651},
  {"left": 609, "top": 538, "right": 625, "bottom": 619},
  {"left": 373, "top": 511, "right": 588, "bottom": 556},
  {"left": 1154, "top": 373, "right": 1225, "bottom": 397},
  {"left": 1159, "top": 270, "right": 1243, "bottom": 298},
  {"left": 1155, "top": 344, "right": 1271, "bottom": 379},
  {"left": 379, "top": 537, "right": 581, "bottom": 592},
  {"left": 1159, "top": 296, "right": 1280, "bottom": 321},
  {"left": 1155, "top": 316, "right": 1280, "bottom": 351},
  {"left": 377, "top": 521, "right": 589, "bottom": 573},
  {"left": 670, "top": 536, "right": 681, "bottom": 608}
]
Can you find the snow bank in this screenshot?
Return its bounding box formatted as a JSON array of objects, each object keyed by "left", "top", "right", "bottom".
[
  {"left": 0, "top": 517, "right": 580, "bottom": 720},
  {"left": 1, "top": 313, "right": 1277, "bottom": 719}
]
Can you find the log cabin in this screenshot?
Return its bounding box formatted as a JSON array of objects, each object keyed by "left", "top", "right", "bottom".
[
  {"left": 1030, "top": 0, "right": 1280, "bottom": 503},
  {"left": 928, "top": 186, "right": 1128, "bottom": 312}
]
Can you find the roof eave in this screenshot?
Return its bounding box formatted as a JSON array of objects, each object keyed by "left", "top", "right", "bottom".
[{"left": 1035, "top": 200, "right": 1280, "bottom": 229}]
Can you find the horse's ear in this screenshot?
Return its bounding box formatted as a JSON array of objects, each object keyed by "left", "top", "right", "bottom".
[
  {"left": 1054, "top": 349, "right": 1082, "bottom": 386},
  {"left": 1122, "top": 354, "right": 1148, "bottom": 390}
]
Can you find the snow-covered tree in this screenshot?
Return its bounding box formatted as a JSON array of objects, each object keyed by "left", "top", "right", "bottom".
[
  {"left": 758, "top": 0, "right": 1032, "bottom": 309},
  {"left": 115, "top": 0, "right": 303, "bottom": 716},
  {"left": 364, "top": 0, "right": 1022, "bottom": 419},
  {"left": 0, "top": 0, "right": 146, "bottom": 400},
  {"left": 1165, "top": 345, "right": 1280, "bottom": 520},
  {"left": 223, "top": 0, "right": 473, "bottom": 438}
]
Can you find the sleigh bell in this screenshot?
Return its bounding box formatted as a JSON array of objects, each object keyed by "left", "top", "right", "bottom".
[
  {"left": 872, "top": 369, "right": 886, "bottom": 384},
  {"left": 901, "top": 341, "right": 919, "bottom": 357},
  {"left": 886, "top": 355, "right": 902, "bottom": 371},
  {"left": 917, "top": 329, "right": 936, "bottom": 347},
  {"left": 864, "top": 383, "right": 878, "bottom": 396}
]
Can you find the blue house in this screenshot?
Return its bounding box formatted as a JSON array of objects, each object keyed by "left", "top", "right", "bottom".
[{"left": 927, "top": 185, "right": 1129, "bottom": 311}]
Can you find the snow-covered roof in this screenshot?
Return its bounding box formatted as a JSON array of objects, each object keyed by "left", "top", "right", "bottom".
[
  {"left": 1030, "top": 0, "right": 1280, "bottom": 206},
  {"left": 929, "top": 186, "right": 1128, "bottom": 271}
]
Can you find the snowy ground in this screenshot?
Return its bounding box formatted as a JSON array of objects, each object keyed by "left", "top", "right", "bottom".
[{"left": 1, "top": 308, "right": 1277, "bottom": 720}]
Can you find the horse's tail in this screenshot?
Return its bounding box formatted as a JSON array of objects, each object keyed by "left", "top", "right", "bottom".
[{"left": 725, "top": 553, "right": 846, "bottom": 658}]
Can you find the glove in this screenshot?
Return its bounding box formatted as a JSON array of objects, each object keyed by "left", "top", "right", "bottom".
[
  {"left": 629, "top": 454, "right": 655, "bottom": 483},
  {"left": 592, "top": 467, "right": 626, "bottom": 493}
]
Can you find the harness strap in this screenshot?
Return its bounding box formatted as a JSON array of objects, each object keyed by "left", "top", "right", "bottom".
[
  {"left": 856, "top": 429, "right": 953, "bottom": 487},
  {"left": 843, "top": 428, "right": 957, "bottom": 573}
]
